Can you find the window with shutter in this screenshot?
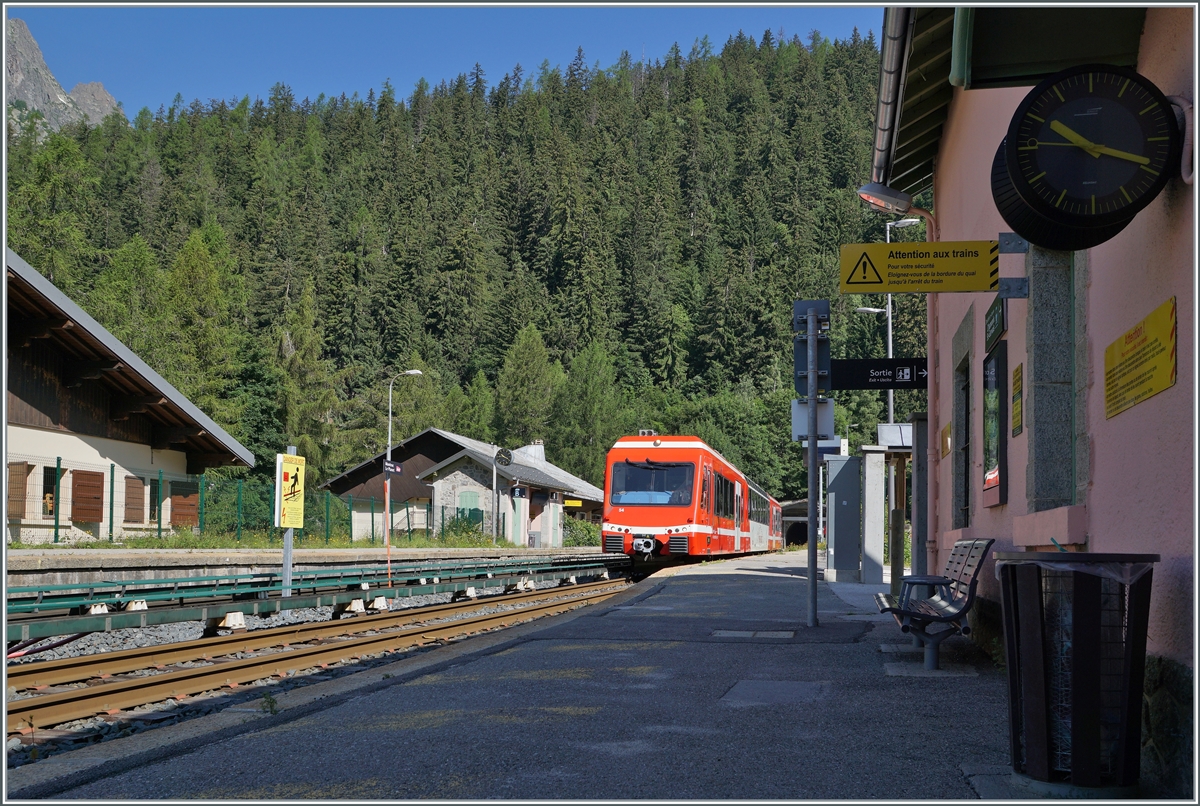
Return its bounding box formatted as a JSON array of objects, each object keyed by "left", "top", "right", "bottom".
[
  {"left": 170, "top": 481, "right": 199, "bottom": 527},
  {"left": 124, "top": 476, "right": 145, "bottom": 523},
  {"left": 7, "top": 463, "right": 31, "bottom": 519},
  {"left": 71, "top": 470, "right": 105, "bottom": 523}
]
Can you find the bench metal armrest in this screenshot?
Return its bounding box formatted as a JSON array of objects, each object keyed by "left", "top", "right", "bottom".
[{"left": 898, "top": 575, "right": 952, "bottom": 608}]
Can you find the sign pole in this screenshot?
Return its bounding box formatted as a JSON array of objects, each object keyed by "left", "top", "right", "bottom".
[
  {"left": 282, "top": 445, "right": 296, "bottom": 598},
  {"left": 806, "top": 306, "right": 819, "bottom": 628}
]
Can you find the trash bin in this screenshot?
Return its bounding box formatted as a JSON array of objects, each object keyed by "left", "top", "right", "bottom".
[{"left": 995, "top": 552, "right": 1159, "bottom": 793}]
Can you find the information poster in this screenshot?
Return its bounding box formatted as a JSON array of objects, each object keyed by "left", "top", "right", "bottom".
[{"left": 1104, "top": 297, "right": 1176, "bottom": 419}]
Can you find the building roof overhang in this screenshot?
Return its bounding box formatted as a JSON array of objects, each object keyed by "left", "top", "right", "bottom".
[
  {"left": 6, "top": 249, "right": 254, "bottom": 469},
  {"left": 872, "top": 7, "right": 1146, "bottom": 197}
]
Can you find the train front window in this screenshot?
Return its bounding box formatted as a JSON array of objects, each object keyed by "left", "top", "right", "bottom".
[{"left": 610, "top": 461, "right": 695, "bottom": 506}]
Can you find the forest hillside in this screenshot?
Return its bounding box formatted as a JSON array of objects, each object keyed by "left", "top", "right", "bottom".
[{"left": 6, "top": 28, "right": 927, "bottom": 499}]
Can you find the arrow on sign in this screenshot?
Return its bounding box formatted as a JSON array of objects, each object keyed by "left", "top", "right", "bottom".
[{"left": 919, "top": 369, "right": 928, "bottom": 378}]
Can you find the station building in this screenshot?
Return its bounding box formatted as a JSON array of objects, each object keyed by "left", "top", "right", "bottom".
[
  {"left": 319, "top": 428, "right": 603, "bottom": 547},
  {"left": 5, "top": 249, "right": 254, "bottom": 543},
  {"left": 864, "top": 7, "right": 1192, "bottom": 795}
]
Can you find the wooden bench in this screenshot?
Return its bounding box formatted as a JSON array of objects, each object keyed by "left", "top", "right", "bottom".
[{"left": 874, "top": 538, "right": 994, "bottom": 670}]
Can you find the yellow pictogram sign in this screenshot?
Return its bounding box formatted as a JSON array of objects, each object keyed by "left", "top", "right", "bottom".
[
  {"left": 839, "top": 241, "right": 999, "bottom": 293},
  {"left": 1104, "top": 297, "right": 1176, "bottom": 419},
  {"left": 274, "top": 453, "right": 306, "bottom": 529}
]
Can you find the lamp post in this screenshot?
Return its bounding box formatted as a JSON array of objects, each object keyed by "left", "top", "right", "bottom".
[
  {"left": 857, "top": 218, "right": 919, "bottom": 545},
  {"left": 856, "top": 217, "right": 920, "bottom": 425},
  {"left": 385, "top": 369, "right": 422, "bottom": 584}
]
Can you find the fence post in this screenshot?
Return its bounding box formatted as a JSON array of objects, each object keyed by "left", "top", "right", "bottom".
[
  {"left": 236, "top": 479, "right": 243, "bottom": 542},
  {"left": 157, "top": 468, "right": 163, "bottom": 539},
  {"left": 53, "top": 456, "right": 62, "bottom": 543},
  {"left": 405, "top": 500, "right": 411, "bottom": 540},
  {"left": 441, "top": 505, "right": 446, "bottom": 538},
  {"left": 109, "top": 463, "right": 115, "bottom": 542},
  {"left": 370, "top": 496, "right": 375, "bottom": 544},
  {"left": 325, "top": 490, "right": 331, "bottom": 545},
  {"left": 348, "top": 494, "right": 354, "bottom": 541},
  {"left": 199, "top": 472, "right": 206, "bottom": 533}
]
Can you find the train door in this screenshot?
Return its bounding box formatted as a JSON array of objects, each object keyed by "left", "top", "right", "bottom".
[
  {"left": 734, "top": 482, "right": 743, "bottom": 553},
  {"left": 700, "top": 462, "right": 713, "bottom": 553}
]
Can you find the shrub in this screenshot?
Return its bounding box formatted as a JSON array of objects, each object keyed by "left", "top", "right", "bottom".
[{"left": 563, "top": 518, "right": 601, "bottom": 547}]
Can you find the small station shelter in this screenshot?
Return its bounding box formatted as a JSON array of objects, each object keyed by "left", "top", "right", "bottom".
[
  {"left": 320, "top": 429, "right": 603, "bottom": 546},
  {"left": 5, "top": 249, "right": 254, "bottom": 544}
]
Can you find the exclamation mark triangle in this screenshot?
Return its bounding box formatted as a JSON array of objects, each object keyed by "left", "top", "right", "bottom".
[{"left": 846, "top": 252, "right": 884, "bottom": 285}]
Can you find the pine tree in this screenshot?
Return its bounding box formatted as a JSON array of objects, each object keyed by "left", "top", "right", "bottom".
[{"left": 496, "top": 324, "right": 562, "bottom": 447}]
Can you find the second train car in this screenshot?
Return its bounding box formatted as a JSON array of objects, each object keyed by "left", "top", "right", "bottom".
[{"left": 602, "top": 433, "right": 782, "bottom": 560}]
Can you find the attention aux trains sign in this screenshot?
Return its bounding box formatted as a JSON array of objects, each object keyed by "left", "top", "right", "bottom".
[{"left": 839, "top": 241, "right": 999, "bottom": 293}]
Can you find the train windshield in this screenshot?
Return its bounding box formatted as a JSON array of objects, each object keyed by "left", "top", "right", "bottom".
[{"left": 609, "top": 460, "right": 695, "bottom": 506}]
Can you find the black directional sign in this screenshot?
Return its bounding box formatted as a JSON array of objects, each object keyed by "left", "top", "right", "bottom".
[{"left": 830, "top": 358, "right": 928, "bottom": 391}]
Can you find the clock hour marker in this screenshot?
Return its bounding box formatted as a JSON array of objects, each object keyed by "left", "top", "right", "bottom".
[
  {"left": 1118, "top": 79, "right": 1130, "bottom": 98},
  {"left": 1089, "top": 74, "right": 1093, "bottom": 93},
  {"left": 1141, "top": 165, "right": 1160, "bottom": 176},
  {"left": 1147, "top": 136, "right": 1169, "bottom": 141},
  {"left": 1140, "top": 102, "right": 1159, "bottom": 115},
  {"left": 1091, "top": 195, "right": 1096, "bottom": 214},
  {"left": 1030, "top": 171, "right": 1046, "bottom": 182},
  {"left": 1120, "top": 186, "right": 1132, "bottom": 203},
  {"left": 1053, "top": 86, "right": 1065, "bottom": 102},
  {"left": 1056, "top": 189, "right": 1067, "bottom": 207},
  {"left": 1027, "top": 112, "right": 1045, "bottom": 123}
]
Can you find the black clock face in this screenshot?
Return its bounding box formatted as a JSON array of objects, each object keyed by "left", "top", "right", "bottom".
[{"left": 1005, "top": 64, "right": 1180, "bottom": 230}]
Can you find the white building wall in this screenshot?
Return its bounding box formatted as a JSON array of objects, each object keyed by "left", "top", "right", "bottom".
[{"left": 6, "top": 424, "right": 188, "bottom": 544}]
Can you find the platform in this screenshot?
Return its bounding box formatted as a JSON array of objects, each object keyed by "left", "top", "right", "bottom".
[{"left": 7, "top": 551, "right": 1029, "bottom": 800}]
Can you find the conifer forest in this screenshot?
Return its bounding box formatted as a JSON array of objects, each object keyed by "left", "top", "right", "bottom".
[{"left": 6, "top": 29, "right": 927, "bottom": 499}]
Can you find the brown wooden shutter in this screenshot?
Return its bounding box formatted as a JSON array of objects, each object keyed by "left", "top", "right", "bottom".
[
  {"left": 170, "top": 481, "right": 199, "bottom": 527},
  {"left": 7, "top": 463, "right": 31, "bottom": 519},
  {"left": 71, "top": 470, "right": 105, "bottom": 523},
  {"left": 124, "top": 476, "right": 145, "bottom": 523}
]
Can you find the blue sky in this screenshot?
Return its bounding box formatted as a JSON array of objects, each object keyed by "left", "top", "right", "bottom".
[{"left": 9, "top": 5, "right": 883, "bottom": 117}]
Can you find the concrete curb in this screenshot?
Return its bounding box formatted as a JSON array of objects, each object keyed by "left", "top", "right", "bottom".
[{"left": 7, "top": 576, "right": 657, "bottom": 800}]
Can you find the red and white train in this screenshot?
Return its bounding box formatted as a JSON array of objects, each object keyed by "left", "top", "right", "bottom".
[{"left": 602, "top": 433, "right": 783, "bottom": 560}]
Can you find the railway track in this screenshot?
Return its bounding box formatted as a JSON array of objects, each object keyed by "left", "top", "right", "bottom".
[{"left": 7, "top": 579, "right": 628, "bottom": 735}]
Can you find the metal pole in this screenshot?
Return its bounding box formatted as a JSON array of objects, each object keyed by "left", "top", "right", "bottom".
[
  {"left": 109, "top": 463, "right": 115, "bottom": 541},
  {"left": 806, "top": 307, "right": 819, "bottom": 628},
  {"left": 157, "top": 468, "right": 163, "bottom": 539},
  {"left": 348, "top": 494, "right": 354, "bottom": 540},
  {"left": 282, "top": 445, "right": 296, "bottom": 597},
  {"left": 236, "top": 479, "right": 243, "bottom": 541},
  {"left": 492, "top": 461, "right": 498, "bottom": 544},
  {"left": 53, "top": 457, "right": 61, "bottom": 543},
  {"left": 370, "top": 496, "right": 375, "bottom": 544},
  {"left": 199, "top": 472, "right": 206, "bottom": 533},
  {"left": 386, "top": 377, "right": 394, "bottom": 586},
  {"left": 325, "top": 490, "right": 331, "bottom": 544}
]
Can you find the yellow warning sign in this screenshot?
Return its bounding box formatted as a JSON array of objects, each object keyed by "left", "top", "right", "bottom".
[
  {"left": 274, "top": 453, "right": 306, "bottom": 528},
  {"left": 839, "top": 241, "right": 999, "bottom": 293},
  {"left": 1104, "top": 297, "right": 1176, "bottom": 419}
]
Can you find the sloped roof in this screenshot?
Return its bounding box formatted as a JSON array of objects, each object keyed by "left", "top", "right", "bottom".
[
  {"left": 6, "top": 248, "right": 253, "bottom": 468},
  {"left": 321, "top": 427, "right": 604, "bottom": 502}
]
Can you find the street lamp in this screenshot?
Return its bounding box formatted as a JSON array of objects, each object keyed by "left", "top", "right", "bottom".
[
  {"left": 856, "top": 217, "right": 920, "bottom": 425},
  {"left": 385, "top": 369, "right": 422, "bottom": 583}
]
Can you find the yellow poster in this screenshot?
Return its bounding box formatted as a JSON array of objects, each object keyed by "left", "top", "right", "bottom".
[
  {"left": 940, "top": 422, "right": 952, "bottom": 458},
  {"left": 1011, "top": 363, "right": 1023, "bottom": 437},
  {"left": 1104, "top": 297, "right": 1177, "bottom": 419},
  {"left": 839, "top": 241, "right": 999, "bottom": 293},
  {"left": 275, "top": 453, "right": 306, "bottom": 528}
]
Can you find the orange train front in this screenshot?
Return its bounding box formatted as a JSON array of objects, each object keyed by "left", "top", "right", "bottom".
[{"left": 602, "top": 433, "right": 782, "bottom": 560}]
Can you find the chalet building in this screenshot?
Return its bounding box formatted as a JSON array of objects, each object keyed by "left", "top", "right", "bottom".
[
  {"left": 866, "top": 8, "right": 1192, "bottom": 796},
  {"left": 320, "top": 428, "right": 603, "bottom": 547},
  {"left": 5, "top": 249, "right": 254, "bottom": 543}
]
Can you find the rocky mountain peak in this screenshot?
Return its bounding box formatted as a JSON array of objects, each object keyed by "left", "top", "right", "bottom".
[{"left": 7, "top": 17, "right": 124, "bottom": 136}]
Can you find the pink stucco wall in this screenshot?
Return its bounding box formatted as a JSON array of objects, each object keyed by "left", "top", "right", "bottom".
[{"left": 927, "top": 7, "right": 1194, "bottom": 665}]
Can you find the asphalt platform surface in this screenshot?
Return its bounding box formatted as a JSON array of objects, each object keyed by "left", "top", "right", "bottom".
[{"left": 8, "top": 552, "right": 1033, "bottom": 801}]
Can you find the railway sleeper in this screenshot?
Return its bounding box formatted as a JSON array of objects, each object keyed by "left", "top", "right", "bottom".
[{"left": 450, "top": 587, "right": 478, "bottom": 602}]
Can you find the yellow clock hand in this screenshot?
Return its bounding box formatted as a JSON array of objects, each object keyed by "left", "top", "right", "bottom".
[
  {"left": 1049, "top": 120, "right": 1103, "bottom": 158},
  {"left": 1091, "top": 144, "right": 1151, "bottom": 165}
]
